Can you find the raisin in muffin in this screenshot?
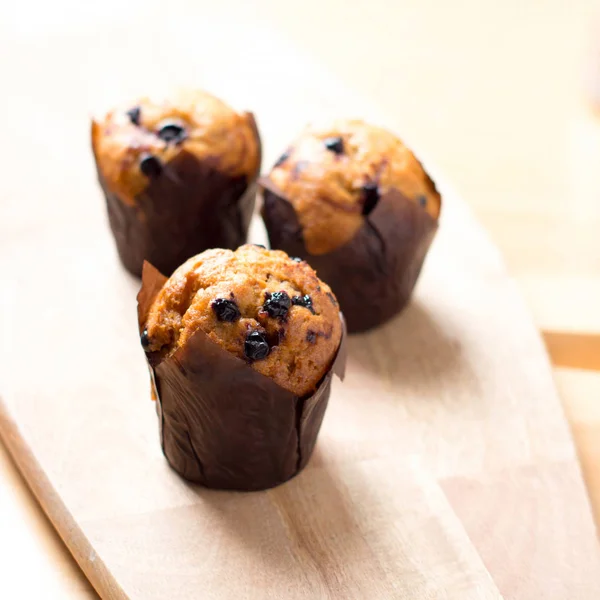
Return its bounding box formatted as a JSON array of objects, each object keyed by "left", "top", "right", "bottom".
[
  {"left": 92, "top": 89, "right": 261, "bottom": 277},
  {"left": 260, "top": 119, "right": 440, "bottom": 333},
  {"left": 142, "top": 244, "right": 342, "bottom": 397}
]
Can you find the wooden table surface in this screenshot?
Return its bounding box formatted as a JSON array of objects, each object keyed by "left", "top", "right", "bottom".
[{"left": 1, "top": 0, "right": 599, "bottom": 597}]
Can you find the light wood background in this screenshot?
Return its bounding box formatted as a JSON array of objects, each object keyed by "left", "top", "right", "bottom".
[{"left": 1, "top": 0, "right": 599, "bottom": 597}]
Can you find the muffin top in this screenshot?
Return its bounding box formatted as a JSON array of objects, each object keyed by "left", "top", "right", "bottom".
[
  {"left": 265, "top": 119, "right": 441, "bottom": 255},
  {"left": 142, "top": 245, "right": 342, "bottom": 397},
  {"left": 92, "top": 89, "right": 260, "bottom": 205}
]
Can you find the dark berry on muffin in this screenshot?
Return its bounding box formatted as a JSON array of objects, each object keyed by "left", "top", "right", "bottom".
[
  {"left": 212, "top": 298, "right": 241, "bottom": 322},
  {"left": 323, "top": 136, "right": 344, "bottom": 154},
  {"left": 292, "top": 294, "right": 314, "bottom": 313},
  {"left": 244, "top": 330, "right": 270, "bottom": 360},
  {"left": 140, "top": 329, "right": 150, "bottom": 350},
  {"left": 263, "top": 291, "right": 291, "bottom": 319},
  {"left": 139, "top": 153, "right": 163, "bottom": 178},
  {"left": 274, "top": 150, "right": 290, "bottom": 168},
  {"left": 126, "top": 106, "right": 141, "bottom": 126},
  {"left": 156, "top": 121, "right": 188, "bottom": 144}
]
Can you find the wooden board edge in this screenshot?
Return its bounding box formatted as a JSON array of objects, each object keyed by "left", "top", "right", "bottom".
[
  {"left": 0, "top": 395, "right": 127, "bottom": 600},
  {"left": 543, "top": 331, "right": 600, "bottom": 372}
]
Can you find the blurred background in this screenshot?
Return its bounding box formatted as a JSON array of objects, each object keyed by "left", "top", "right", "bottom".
[{"left": 1, "top": 0, "right": 599, "bottom": 597}]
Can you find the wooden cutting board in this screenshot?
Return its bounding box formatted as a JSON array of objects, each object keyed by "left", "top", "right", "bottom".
[{"left": 1, "top": 7, "right": 599, "bottom": 599}]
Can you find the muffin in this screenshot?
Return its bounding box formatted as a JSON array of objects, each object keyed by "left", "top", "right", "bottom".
[
  {"left": 92, "top": 89, "right": 261, "bottom": 277},
  {"left": 137, "top": 245, "right": 345, "bottom": 490},
  {"left": 260, "top": 119, "right": 440, "bottom": 333}
]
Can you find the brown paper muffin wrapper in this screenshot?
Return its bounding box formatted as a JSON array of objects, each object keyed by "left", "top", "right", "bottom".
[
  {"left": 92, "top": 113, "right": 261, "bottom": 278},
  {"left": 259, "top": 177, "right": 438, "bottom": 333},
  {"left": 137, "top": 262, "right": 347, "bottom": 491}
]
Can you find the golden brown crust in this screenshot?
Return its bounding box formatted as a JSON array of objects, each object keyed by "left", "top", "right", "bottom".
[
  {"left": 143, "top": 245, "right": 342, "bottom": 397},
  {"left": 266, "top": 119, "right": 441, "bottom": 254},
  {"left": 91, "top": 90, "right": 260, "bottom": 205}
]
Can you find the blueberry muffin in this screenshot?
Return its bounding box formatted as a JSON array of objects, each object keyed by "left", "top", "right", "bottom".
[
  {"left": 143, "top": 244, "right": 342, "bottom": 396},
  {"left": 92, "top": 89, "right": 261, "bottom": 277},
  {"left": 137, "top": 245, "right": 345, "bottom": 490},
  {"left": 260, "top": 119, "right": 440, "bottom": 333}
]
